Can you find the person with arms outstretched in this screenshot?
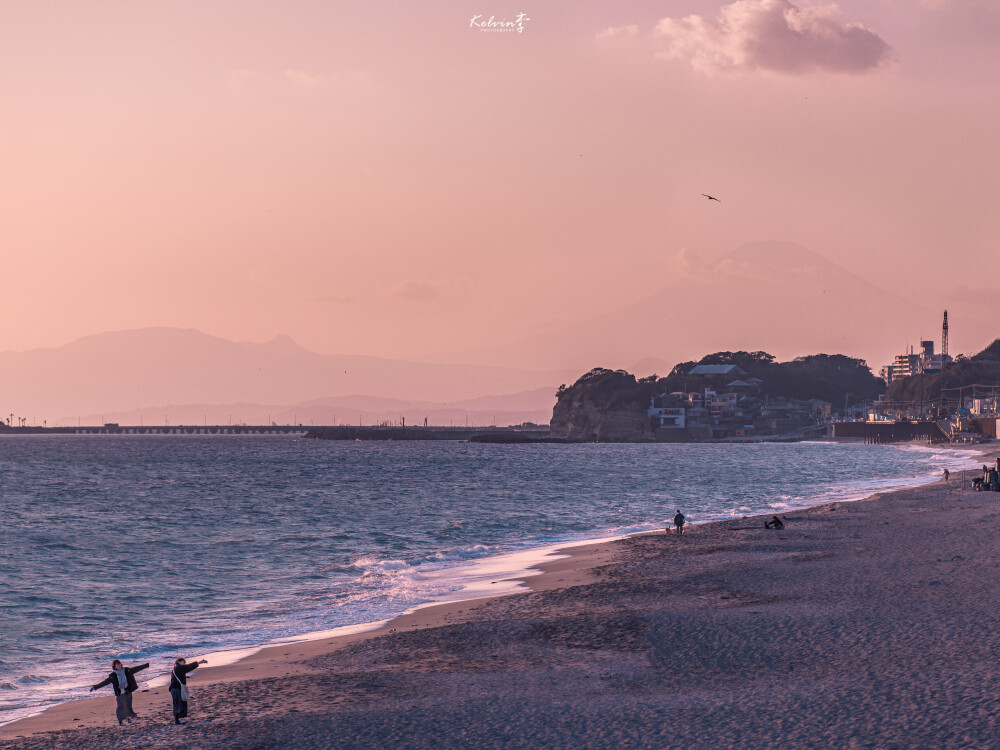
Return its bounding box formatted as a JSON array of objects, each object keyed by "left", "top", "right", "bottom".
[
  {"left": 169, "top": 656, "right": 207, "bottom": 725},
  {"left": 89, "top": 658, "right": 149, "bottom": 726}
]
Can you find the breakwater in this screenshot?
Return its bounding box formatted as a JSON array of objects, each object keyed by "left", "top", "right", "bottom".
[
  {"left": 828, "top": 421, "right": 950, "bottom": 444},
  {"left": 304, "top": 426, "right": 551, "bottom": 441}
]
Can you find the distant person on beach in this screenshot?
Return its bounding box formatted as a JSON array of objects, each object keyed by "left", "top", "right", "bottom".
[
  {"left": 764, "top": 515, "right": 784, "bottom": 530},
  {"left": 942, "top": 468, "right": 950, "bottom": 481},
  {"left": 673, "top": 511, "right": 685, "bottom": 535},
  {"left": 169, "top": 657, "right": 207, "bottom": 725},
  {"left": 89, "top": 659, "right": 149, "bottom": 726}
]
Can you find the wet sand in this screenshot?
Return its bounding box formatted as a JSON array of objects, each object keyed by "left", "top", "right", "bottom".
[{"left": 2, "top": 458, "right": 997, "bottom": 749}]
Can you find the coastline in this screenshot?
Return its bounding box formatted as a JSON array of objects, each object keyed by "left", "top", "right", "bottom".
[{"left": 2, "top": 443, "right": 995, "bottom": 748}]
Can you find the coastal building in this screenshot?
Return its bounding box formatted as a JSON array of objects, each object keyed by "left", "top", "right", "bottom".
[
  {"left": 794, "top": 399, "right": 833, "bottom": 419},
  {"left": 707, "top": 391, "right": 738, "bottom": 413},
  {"left": 648, "top": 380, "right": 822, "bottom": 440},
  {"left": 725, "top": 379, "right": 758, "bottom": 393},
  {"left": 647, "top": 394, "right": 686, "bottom": 429},
  {"left": 881, "top": 313, "right": 953, "bottom": 384},
  {"left": 971, "top": 397, "right": 999, "bottom": 417},
  {"left": 688, "top": 364, "right": 747, "bottom": 379}
]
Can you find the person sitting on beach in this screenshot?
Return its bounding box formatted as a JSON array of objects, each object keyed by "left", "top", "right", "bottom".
[
  {"left": 673, "top": 510, "right": 685, "bottom": 535},
  {"left": 169, "top": 656, "right": 207, "bottom": 725},
  {"left": 764, "top": 515, "right": 784, "bottom": 530},
  {"left": 89, "top": 659, "right": 149, "bottom": 726}
]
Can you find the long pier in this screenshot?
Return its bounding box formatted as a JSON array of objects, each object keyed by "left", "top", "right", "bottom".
[
  {"left": 0, "top": 425, "right": 309, "bottom": 436},
  {"left": 0, "top": 425, "right": 552, "bottom": 439}
]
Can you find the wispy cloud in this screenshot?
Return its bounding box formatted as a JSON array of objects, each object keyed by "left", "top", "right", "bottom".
[
  {"left": 596, "top": 24, "right": 638, "bottom": 41},
  {"left": 393, "top": 281, "right": 440, "bottom": 301},
  {"left": 654, "top": 0, "right": 893, "bottom": 75},
  {"left": 223, "top": 69, "right": 379, "bottom": 96},
  {"left": 283, "top": 69, "right": 326, "bottom": 90}
]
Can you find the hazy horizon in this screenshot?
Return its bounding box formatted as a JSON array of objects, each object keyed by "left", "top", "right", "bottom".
[{"left": 3, "top": 1, "right": 998, "bottom": 407}]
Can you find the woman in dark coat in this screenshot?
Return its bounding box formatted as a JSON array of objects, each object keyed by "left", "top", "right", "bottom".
[
  {"left": 169, "top": 656, "right": 207, "bottom": 724},
  {"left": 89, "top": 659, "right": 149, "bottom": 725}
]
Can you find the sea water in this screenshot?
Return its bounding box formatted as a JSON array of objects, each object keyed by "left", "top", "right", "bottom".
[{"left": 0, "top": 436, "right": 981, "bottom": 724}]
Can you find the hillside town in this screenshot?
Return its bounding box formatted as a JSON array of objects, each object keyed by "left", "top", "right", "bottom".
[
  {"left": 647, "top": 364, "right": 832, "bottom": 440},
  {"left": 640, "top": 311, "right": 1000, "bottom": 443}
]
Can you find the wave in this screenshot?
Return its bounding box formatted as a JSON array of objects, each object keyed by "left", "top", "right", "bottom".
[
  {"left": 27, "top": 629, "right": 90, "bottom": 639},
  {"left": 423, "top": 545, "right": 493, "bottom": 563},
  {"left": 1, "top": 437, "right": 964, "bottom": 727},
  {"left": 15, "top": 675, "right": 48, "bottom": 685}
]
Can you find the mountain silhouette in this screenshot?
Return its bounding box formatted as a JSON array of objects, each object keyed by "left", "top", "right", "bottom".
[
  {"left": 0, "top": 328, "right": 574, "bottom": 424},
  {"left": 458, "top": 241, "right": 938, "bottom": 372}
]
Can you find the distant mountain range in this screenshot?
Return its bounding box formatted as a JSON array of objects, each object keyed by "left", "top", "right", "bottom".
[
  {"left": 5, "top": 241, "right": 993, "bottom": 426},
  {"left": 446, "top": 241, "right": 994, "bottom": 373},
  {"left": 0, "top": 329, "right": 575, "bottom": 426}
]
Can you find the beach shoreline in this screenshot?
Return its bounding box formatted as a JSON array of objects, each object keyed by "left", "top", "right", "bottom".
[{"left": 2, "top": 442, "right": 996, "bottom": 748}]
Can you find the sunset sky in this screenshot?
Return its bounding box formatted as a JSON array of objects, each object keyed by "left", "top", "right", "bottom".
[{"left": 3, "top": 0, "right": 998, "bottom": 370}]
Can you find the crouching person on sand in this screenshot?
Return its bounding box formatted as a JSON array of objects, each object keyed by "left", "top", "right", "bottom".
[
  {"left": 170, "top": 657, "right": 207, "bottom": 725},
  {"left": 89, "top": 659, "right": 149, "bottom": 726}
]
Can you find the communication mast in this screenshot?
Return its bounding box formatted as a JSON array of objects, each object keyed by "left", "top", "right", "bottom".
[{"left": 942, "top": 310, "right": 949, "bottom": 358}]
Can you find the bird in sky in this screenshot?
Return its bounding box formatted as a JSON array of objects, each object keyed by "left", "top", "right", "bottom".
[{"left": 702, "top": 193, "right": 722, "bottom": 202}]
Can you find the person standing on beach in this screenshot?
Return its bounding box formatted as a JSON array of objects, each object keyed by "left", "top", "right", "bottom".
[
  {"left": 169, "top": 657, "right": 207, "bottom": 725},
  {"left": 673, "top": 510, "right": 685, "bottom": 535},
  {"left": 89, "top": 659, "right": 149, "bottom": 726}
]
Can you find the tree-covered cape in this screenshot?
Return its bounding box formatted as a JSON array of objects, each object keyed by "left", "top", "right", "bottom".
[{"left": 554, "top": 351, "right": 885, "bottom": 413}]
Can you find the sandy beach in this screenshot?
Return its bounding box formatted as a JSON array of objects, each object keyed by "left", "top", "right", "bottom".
[{"left": 3, "top": 452, "right": 997, "bottom": 749}]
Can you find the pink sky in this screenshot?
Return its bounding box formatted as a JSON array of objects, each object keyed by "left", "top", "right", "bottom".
[{"left": 2, "top": 0, "right": 998, "bottom": 370}]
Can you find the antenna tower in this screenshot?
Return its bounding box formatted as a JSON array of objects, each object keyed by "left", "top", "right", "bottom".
[{"left": 942, "top": 310, "right": 949, "bottom": 358}]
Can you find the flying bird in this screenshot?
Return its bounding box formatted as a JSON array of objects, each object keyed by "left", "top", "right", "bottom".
[{"left": 702, "top": 194, "right": 721, "bottom": 202}]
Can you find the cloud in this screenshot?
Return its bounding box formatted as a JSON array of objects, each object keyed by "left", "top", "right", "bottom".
[
  {"left": 224, "top": 69, "right": 257, "bottom": 94},
  {"left": 655, "top": 0, "right": 893, "bottom": 75},
  {"left": 394, "top": 281, "right": 440, "bottom": 301},
  {"left": 284, "top": 69, "right": 326, "bottom": 89},
  {"left": 659, "top": 247, "right": 705, "bottom": 281},
  {"left": 596, "top": 24, "right": 639, "bottom": 41}
]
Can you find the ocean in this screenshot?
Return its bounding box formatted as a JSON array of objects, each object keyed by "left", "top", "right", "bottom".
[{"left": 0, "top": 435, "right": 981, "bottom": 724}]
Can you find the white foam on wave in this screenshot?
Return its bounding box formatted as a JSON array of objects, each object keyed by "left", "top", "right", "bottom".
[
  {"left": 6, "top": 440, "right": 985, "bottom": 729},
  {"left": 889, "top": 443, "right": 984, "bottom": 469},
  {"left": 424, "top": 544, "right": 493, "bottom": 562}
]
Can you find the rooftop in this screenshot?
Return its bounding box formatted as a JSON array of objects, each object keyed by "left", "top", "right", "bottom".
[{"left": 689, "top": 364, "right": 747, "bottom": 377}]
